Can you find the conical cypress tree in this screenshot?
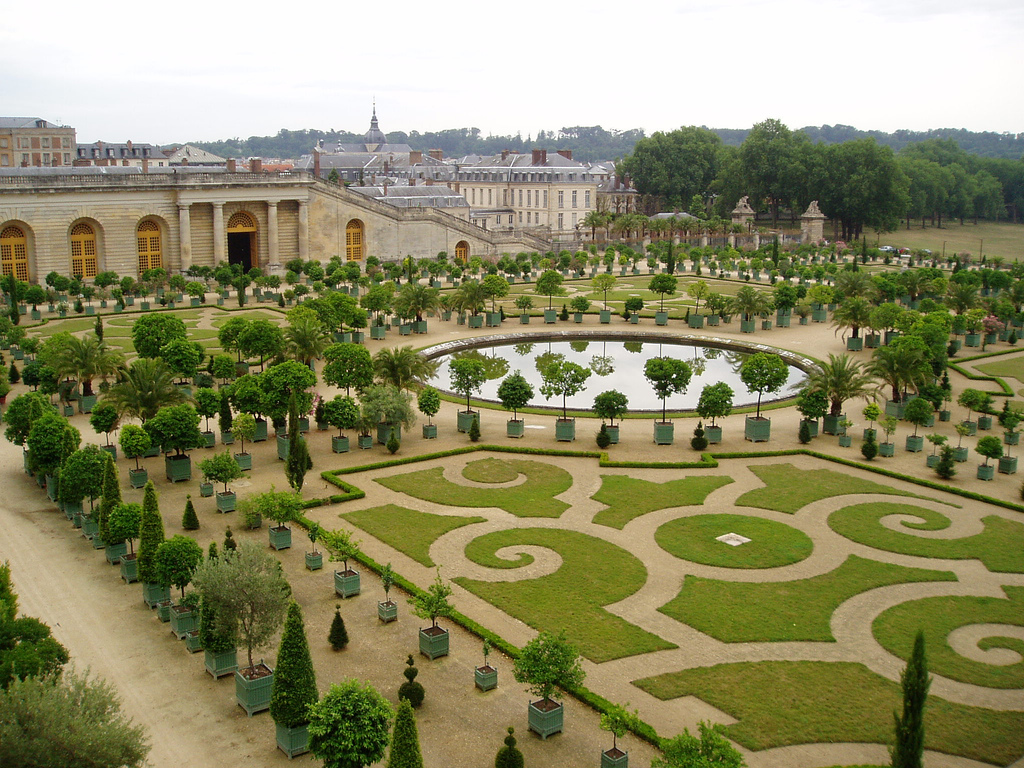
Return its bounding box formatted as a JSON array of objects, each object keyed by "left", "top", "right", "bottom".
[
  {"left": 891, "top": 630, "right": 931, "bottom": 768},
  {"left": 136, "top": 481, "right": 165, "bottom": 584},
  {"left": 798, "top": 419, "right": 812, "bottom": 445},
  {"left": 328, "top": 604, "right": 348, "bottom": 650},
  {"left": 387, "top": 699, "right": 424, "bottom": 768},
  {"left": 286, "top": 393, "right": 313, "bottom": 492},
  {"left": 208, "top": 541, "right": 218, "bottom": 561},
  {"left": 469, "top": 414, "right": 481, "bottom": 442},
  {"left": 495, "top": 727, "right": 524, "bottom": 768},
  {"left": 97, "top": 453, "right": 121, "bottom": 543},
  {"left": 182, "top": 496, "right": 199, "bottom": 530},
  {"left": 270, "top": 602, "right": 318, "bottom": 728},
  {"left": 223, "top": 526, "right": 237, "bottom": 552},
  {"left": 8, "top": 362, "right": 19, "bottom": 385}
]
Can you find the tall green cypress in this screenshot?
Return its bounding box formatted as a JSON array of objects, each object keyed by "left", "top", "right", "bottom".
[
  {"left": 136, "top": 481, "right": 165, "bottom": 584},
  {"left": 891, "top": 630, "right": 931, "bottom": 768},
  {"left": 387, "top": 699, "right": 424, "bottom": 768},
  {"left": 270, "top": 601, "right": 318, "bottom": 729},
  {"left": 182, "top": 496, "right": 199, "bottom": 530},
  {"left": 97, "top": 453, "right": 121, "bottom": 543},
  {"left": 328, "top": 605, "right": 348, "bottom": 650},
  {"left": 286, "top": 393, "right": 312, "bottom": 492}
]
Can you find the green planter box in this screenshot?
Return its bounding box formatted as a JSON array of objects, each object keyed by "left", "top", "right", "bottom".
[
  {"left": 234, "top": 452, "right": 252, "bottom": 471},
  {"left": 276, "top": 433, "right": 290, "bottom": 460},
  {"left": 276, "top": 723, "right": 310, "bottom": 759},
  {"left": 269, "top": 525, "right": 292, "bottom": 551},
  {"left": 100, "top": 444, "right": 118, "bottom": 460},
  {"left": 707, "top": 314, "right": 720, "bottom": 326},
  {"left": 655, "top": 311, "right": 668, "bottom": 326},
  {"left": 468, "top": 314, "right": 484, "bottom": 328},
  {"left": 1006, "top": 432, "right": 1021, "bottom": 446},
  {"left": 704, "top": 425, "right": 722, "bottom": 444},
  {"left": 761, "top": 319, "right": 773, "bottom": 331},
  {"left": 812, "top": 308, "right": 828, "bottom": 322},
  {"left": 457, "top": 410, "right": 477, "bottom": 433},
  {"left": 185, "top": 630, "right": 203, "bottom": 653},
  {"left": 487, "top": 312, "right": 502, "bottom": 327},
  {"left": 961, "top": 420, "right": 978, "bottom": 436},
  {"left": 120, "top": 554, "right": 138, "bottom": 584},
  {"left": 999, "top": 456, "right": 1018, "bottom": 474},
  {"left": 954, "top": 446, "right": 969, "bottom": 462},
  {"left": 885, "top": 400, "right": 906, "bottom": 419},
  {"left": 573, "top": 313, "right": 583, "bottom": 323},
  {"left": 822, "top": 414, "right": 846, "bottom": 435},
  {"left": 419, "top": 626, "right": 450, "bottom": 660},
  {"left": 555, "top": 419, "right": 576, "bottom": 442},
  {"left": 865, "top": 333, "right": 880, "bottom": 347},
  {"left": 846, "top": 336, "right": 864, "bottom": 351},
  {"left": 475, "top": 665, "right": 498, "bottom": 691},
  {"left": 740, "top": 319, "right": 756, "bottom": 333},
  {"left": 376, "top": 422, "right": 400, "bottom": 445},
  {"left": 905, "top": 435, "right": 924, "bottom": 453},
  {"left": 414, "top": 320, "right": 428, "bottom": 333},
  {"left": 105, "top": 541, "right": 127, "bottom": 565},
  {"left": 604, "top": 425, "right": 620, "bottom": 444},
  {"left": 926, "top": 454, "right": 940, "bottom": 468},
  {"left": 422, "top": 424, "right": 437, "bottom": 439},
  {"left": 977, "top": 464, "right": 995, "bottom": 481},
  {"left": 965, "top": 333, "right": 981, "bottom": 347},
  {"left": 687, "top": 314, "right": 704, "bottom": 329},
  {"left": 142, "top": 582, "right": 170, "bottom": 608},
  {"left": 170, "top": 605, "right": 197, "bottom": 639},
  {"left": 800, "top": 419, "right": 819, "bottom": 438},
  {"left": 399, "top": 324, "right": 412, "bottom": 336},
  {"left": 305, "top": 551, "right": 323, "bottom": 571},
  {"left": 978, "top": 415, "right": 993, "bottom": 431},
  {"left": 370, "top": 325, "right": 387, "bottom": 339},
  {"left": 165, "top": 455, "right": 192, "bottom": 483},
  {"left": 358, "top": 434, "right": 374, "bottom": 449},
  {"left": 216, "top": 492, "right": 236, "bottom": 513},
  {"left": 629, "top": 314, "right": 639, "bottom": 324},
  {"left": 378, "top": 600, "right": 398, "bottom": 623},
  {"left": 602, "top": 749, "right": 629, "bottom": 768},
  {"left": 200, "top": 482, "right": 214, "bottom": 498},
  {"left": 202, "top": 431, "right": 216, "bottom": 448},
  {"left": 236, "top": 664, "right": 274, "bottom": 717},
  {"left": 744, "top": 416, "right": 771, "bottom": 443},
  {"left": 520, "top": 313, "right": 530, "bottom": 324},
  {"left": 776, "top": 314, "right": 791, "bottom": 328},
  {"left": 599, "top": 310, "right": 611, "bottom": 324},
  {"left": 879, "top": 442, "right": 896, "bottom": 457},
  {"left": 253, "top": 418, "right": 268, "bottom": 442},
  {"left": 78, "top": 394, "right": 98, "bottom": 414},
  {"left": 334, "top": 569, "right": 361, "bottom": 598},
  {"left": 506, "top": 419, "right": 525, "bottom": 438},
  {"left": 81, "top": 514, "right": 99, "bottom": 539},
  {"left": 544, "top": 309, "right": 558, "bottom": 324},
  {"left": 205, "top": 648, "right": 238, "bottom": 679},
  {"left": 156, "top": 600, "right": 173, "bottom": 622},
  {"left": 527, "top": 700, "right": 564, "bottom": 740},
  {"left": 653, "top": 421, "right": 674, "bottom": 445},
  {"left": 143, "top": 444, "right": 160, "bottom": 458},
  {"left": 331, "top": 435, "right": 350, "bottom": 453},
  {"left": 839, "top": 435, "right": 853, "bottom": 447},
  {"left": 45, "top": 474, "right": 57, "bottom": 501}
]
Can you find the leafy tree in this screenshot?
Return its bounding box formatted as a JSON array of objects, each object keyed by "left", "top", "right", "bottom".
[
  {"left": 260, "top": 361, "right": 317, "bottom": 423},
  {"left": 324, "top": 395, "right": 360, "bottom": 437},
  {"left": 644, "top": 357, "right": 692, "bottom": 422},
  {"left": 593, "top": 389, "right": 628, "bottom": 427},
  {"left": 0, "top": 669, "right": 149, "bottom": 768},
  {"left": 217, "top": 316, "right": 250, "bottom": 362},
  {"left": 696, "top": 382, "right": 733, "bottom": 427},
  {"left": 450, "top": 358, "right": 487, "bottom": 415},
  {"left": 0, "top": 563, "right": 69, "bottom": 689},
  {"left": 904, "top": 397, "right": 934, "bottom": 437},
  {"left": 360, "top": 385, "right": 416, "bottom": 433},
  {"left": 648, "top": 274, "right": 678, "bottom": 311},
  {"left": 307, "top": 679, "right": 393, "bottom": 768},
  {"left": 372, "top": 346, "right": 438, "bottom": 392},
  {"left": 739, "top": 352, "right": 788, "bottom": 418},
  {"left": 154, "top": 535, "right": 204, "bottom": 599},
  {"left": 739, "top": 118, "right": 806, "bottom": 227},
  {"left": 160, "top": 339, "right": 203, "bottom": 382},
  {"left": 136, "top": 481, "right": 165, "bottom": 585},
  {"left": 409, "top": 570, "right": 453, "bottom": 630},
  {"left": 497, "top": 371, "right": 533, "bottom": 421},
  {"left": 270, "top": 602, "right": 318, "bottom": 729},
  {"left": 652, "top": 720, "right": 746, "bottom": 768},
  {"left": 393, "top": 283, "right": 440, "bottom": 324},
  {"left": 237, "top": 318, "right": 285, "bottom": 370},
  {"left": 232, "top": 412, "right": 256, "bottom": 455},
  {"left": 539, "top": 357, "right": 591, "bottom": 420},
  {"left": 59, "top": 444, "right": 106, "bottom": 513},
  {"left": 199, "top": 450, "right": 243, "bottom": 494},
  {"left": 131, "top": 313, "right": 187, "bottom": 358},
  {"left": 108, "top": 502, "right": 142, "bottom": 556},
  {"left": 891, "top": 631, "right": 930, "bottom": 768},
  {"left": 193, "top": 388, "right": 219, "bottom": 433},
  {"left": 619, "top": 126, "right": 721, "bottom": 207},
  {"left": 3, "top": 392, "right": 47, "bottom": 447},
  {"left": 181, "top": 497, "right": 199, "bottom": 531},
  {"left": 591, "top": 273, "right": 616, "bottom": 309},
  {"left": 323, "top": 343, "right": 374, "bottom": 395},
  {"left": 118, "top": 424, "right": 151, "bottom": 471},
  {"left": 26, "top": 411, "right": 80, "bottom": 476},
  {"left": 286, "top": 394, "right": 313, "bottom": 492},
  {"left": 512, "top": 629, "right": 585, "bottom": 707},
  {"left": 976, "top": 435, "right": 1003, "bottom": 466},
  {"left": 284, "top": 306, "right": 330, "bottom": 366},
  {"left": 494, "top": 727, "right": 524, "bottom": 768},
  {"left": 329, "top": 605, "right": 349, "bottom": 650},
  {"left": 88, "top": 402, "right": 120, "bottom": 446},
  {"left": 535, "top": 270, "right": 565, "bottom": 310},
  {"left": 211, "top": 354, "right": 236, "bottom": 385},
  {"left": 387, "top": 699, "right": 424, "bottom": 768},
  {"left": 601, "top": 703, "right": 640, "bottom": 755},
  {"left": 416, "top": 386, "right": 440, "bottom": 426},
  {"left": 806, "top": 353, "right": 875, "bottom": 417},
  {"left": 146, "top": 404, "right": 203, "bottom": 456}
]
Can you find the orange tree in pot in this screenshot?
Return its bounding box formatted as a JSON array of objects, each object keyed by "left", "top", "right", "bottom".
[{"left": 512, "top": 629, "right": 585, "bottom": 740}]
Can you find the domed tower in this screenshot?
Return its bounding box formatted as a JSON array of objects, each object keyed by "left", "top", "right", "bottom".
[{"left": 364, "top": 103, "right": 387, "bottom": 151}]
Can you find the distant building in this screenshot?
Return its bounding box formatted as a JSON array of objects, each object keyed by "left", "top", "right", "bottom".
[
  {"left": 588, "top": 161, "right": 639, "bottom": 215},
  {"left": 0, "top": 117, "right": 76, "bottom": 169},
  {"left": 75, "top": 140, "right": 167, "bottom": 168},
  {"left": 165, "top": 144, "right": 227, "bottom": 166}
]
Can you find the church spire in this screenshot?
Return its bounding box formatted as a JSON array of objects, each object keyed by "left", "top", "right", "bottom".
[{"left": 364, "top": 101, "right": 386, "bottom": 149}]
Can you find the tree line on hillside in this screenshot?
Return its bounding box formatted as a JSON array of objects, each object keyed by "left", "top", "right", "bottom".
[{"left": 618, "top": 120, "right": 1024, "bottom": 241}]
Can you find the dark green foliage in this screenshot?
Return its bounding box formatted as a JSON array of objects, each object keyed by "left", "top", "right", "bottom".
[
  {"left": 154, "top": 535, "right": 203, "bottom": 598},
  {"left": 559, "top": 303, "right": 569, "bottom": 321},
  {"left": 861, "top": 436, "right": 879, "bottom": 461},
  {"left": 328, "top": 605, "right": 348, "bottom": 650},
  {"left": 494, "top": 727, "right": 524, "bottom": 768},
  {"left": 94, "top": 316, "right": 103, "bottom": 340},
  {"left": 935, "top": 446, "right": 957, "bottom": 480},
  {"left": 387, "top": 699, "right": 424, "bottom": 768},
  {"left": 469, "top": 414, "right": 481, "bottom": 442},
  {"left": 0, "top": 564, "right": 69, "bottom": 689},
  {"left": 8, "top": 362, "right": 18, "bottom": 385},
  {"left": 285, "top": 393, "right": 313, "bottom": 492},
  {"left": 891, "top": 631, "right": 931, "bottom": 768},
  {"left": 136, "top": 482, "right": 164, "bottom": 584},
  {"left": 218, "top": 390, "right": 233, "bottom": 433},
  {"left": 223, "top": 527, "right": 237, "bottom": 552},
  {"left": 386, "top": 434, "right": 400, "bottom": 455},
  {"left": 208, "top": 541, "right": 218, "bottom": 561},
  {"left": 307, "top": 679, "right": 393, "bottom": 768},
  {"left": 692, "top": 421, "right": 709, "bottom": 451},
  {"left": 653, "top": 721, "right": 745, "bottom": 768},
  {"left": 1009, "top": 330, "right": 1018, "bottom": 346},
  {"left": 182, "top": 497, "right": 199, "bottom": 531},
  {"left": 198, "top": 595, "right": 234, "bottom": 654},
  {"left": 270, "top": 602, "right": 318, "bottom": 728},
  {"left": 798, "top": 420, "right": 812, "bottom": 445},
  {"left": 596, "top": 423, "right": 611, "bottom": 449},
  {"left": 397, "top": 654, "right": 425, "bottom": 708}
]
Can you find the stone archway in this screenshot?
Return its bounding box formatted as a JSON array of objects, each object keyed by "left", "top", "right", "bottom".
[
  {"left": 227, "top": 211, "right": 258, "bottom": 272},
  {"left": 455, "top": 240, "right": 469, "bottom": 263}
]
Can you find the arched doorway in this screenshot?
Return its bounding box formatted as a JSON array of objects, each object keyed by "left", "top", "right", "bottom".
[
  {"left": 70, "top": 222, "right": 98, "bottom": 278},
  {"left": 455, "top": 241, "right": 469, "bottom": 263},
  {"left": 345, "top": 219, "right": 364, "bottom": 262},
  {"left": 227, "top": 211, "right": 257, "bottom": 272},
  {"left": 137, "top": 220, "right": 162, "bottom": 273},
  {"left": 0, "top": 225, "right": 29, "bottom": 281}
]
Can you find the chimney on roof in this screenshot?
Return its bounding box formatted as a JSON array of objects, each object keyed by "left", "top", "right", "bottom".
[
  {"left": 557, "top": 149, "right": 573, "bottom": 161},
  {"left": 227, "top": 158, "right": 236, "bottom": 173},
  {"left": 126, "top": 140, "right": 133, "bottom": 151},
  {"left": 250, "top": 158, "right": 262, "bottom": 173},
  {"left": 142, "top": 158, "right": 149, "bottom": 173},
  {"left": 312, "top": 148, "right": 319, "bottom": 179},
  {"left": 425, "top": 178, "right": 433, "bottom": 186},
  {"left": 181, "top": 156, "right": 188, "bottom": 166},
  {"left": 429, "top": 149, "right": 444, "bottom": 161},
  {"left": 501, "top": 150, "right": 509, "bottom": 161},
  {"left": 409, "top": 150, "right": 422, "bottom": 164},
  {"left": 532, "top": 149, "right": 547, "bottom": 165}
]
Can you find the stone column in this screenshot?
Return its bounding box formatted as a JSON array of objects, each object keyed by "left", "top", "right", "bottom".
[
  {"left": 297, "top": 199, "right": 309, "bottom": 261},
  {"left": 212, "top": 202, "right": 226, "bottom": 265},
  {"left": 177, "top": 203, "right": 192, "bottom": 272},
  {"left": 267, "top": 201, "right": 279, "bottom": 268}
]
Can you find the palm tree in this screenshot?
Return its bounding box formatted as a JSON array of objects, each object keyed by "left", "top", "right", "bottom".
[
  {"left": 582, "top": 210, "right": 607, "bottom": 243},
  {"left": 453, "top": 280, "right": 486, "bottom": 318},
  {"left": 49, "top": 334, "right": 124, "bottom": 397},
  {"left": 372, "top": 346, "right": 438, "bottom": 392},
  {"left": 103, "top": 357, "right": 189, "bottom": 422},
  {"left": 729, "top": 285, "right": 772, "bottom": 322},
  {"left": 832, "top": 296, "right": 873, "bottom": 339},
  {"left": 393, "top": 283, "right": 440, "bottom": 323},
  {"left": 898, "top": 270, "right": 933, "bottom": 304},
  {"left": 946, "top": 281, "right": 980, "bottom": 315},
  {"left": 833, "top": 270, "right": 874, "bottom": 300},
  {"left": 870, "top": 342, "right": 930, "bottom": 403},
  {"left": 805, "top": 353, "right": 876, "bottom": 417},
  {"left": 284, "top": 309, "right": 330, "bottom": 366}
]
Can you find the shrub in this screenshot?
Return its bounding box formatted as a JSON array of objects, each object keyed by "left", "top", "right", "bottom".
[
  {"left": 397, "top": 654, "right": 425, "bottom": 708},
  {"left": 861, "top": 436, "right": 878, "bottom": 461},
  {"left": 329, "top": 605, "right": 348, "bottom": 650},
  {"left": 936, "top": 445, "right": 957, "bottom": 480},
  {"left": 387, "top": 434, "right": 400, "bottom": 455},
  {"left": 798, "top": 420, "right": 812, "bottom": 445},
  {"left": 494, "top": 727, "right": 524, "bottom": 768},
  {"left": 387, "top": 699, "right": 424, "bottom": 768},
  {"left": 181, "top": 497, "right": 199, "bottom": 530},
  {"left": 468, "top": 415, "right": 481, "bottom": 443},
  {"left": 596, "top": 423, "right": 611, "bottom": 449},
  {"left": 691, "top": 421, "right": 708, "bottom": 451},
  {"left": 270, "top": 602, "right": 318, "bottom": 729}
]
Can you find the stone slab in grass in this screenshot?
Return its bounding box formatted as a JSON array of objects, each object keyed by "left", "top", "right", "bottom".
[
  {"left": 735, "top": 463, "right": 947, "bottom": 514},
  {"left": 341, "top": 504, "right": 486, "bottom": 567},
  {"left": 655, "top": 514, "right": 812, "bottom": 569},
  {"left": 591, "top": 475, "right": 734, "bottom": 529},
  {"left": 375, "top": 459, "right": 573, "bottom": 518},
  {"left": 461, "top": 457, "right": 519, "bottom": 483},
  {"left": 873, "top": 586, "right": 1024, "bottom": 689},
  {"left": 633, "top": 660, "right": 1024, "bottom": 766},
  {"left": 829, "top": 502, "right": 1024, "bottom": 573},
  {"left": 454, "top": 528, "right": 675, "bottom": 663},
  {"left": 658, "top": 555, "right": 956, "bottom": 643}
]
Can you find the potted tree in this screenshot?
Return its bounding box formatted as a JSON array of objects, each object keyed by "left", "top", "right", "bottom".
[
  {"left": 593, "top": 389, "right": 628, "bottom": 445},
  {"left": 903, "top": 397, "right": 933, "bottom": 453},
  {"left": 925, "top": 434, "right": 948, "bottom": 468},
  {"left": 512, "top": 630, "right": 585, "bottom": 740},
  {"left": 307, "top": 680, "right": 393, "bottom": 768},
  {"left": 695, "top": 382, "right": 733, "bottom": 444},
  {"left": 232, "top": 412, "right": 256, "bottom": 471},
  {"left": 331, "top": 528, "right": 362, "bottom": 599},
  {"left": 306, "top": 522, "right": 323, "bottom": 571},
  {"left": 199, "top": 451, "right": 243, "bottom": 513},
  {"left": 324, "top": 395, "right": 359, "bottom": 453},
  {"left": 137, "top": 481, "right": 170, "bottom": 608},
  {"left": 838, "top": 418, "right": 855, "bottom": 447},
  {"left": 795, "top": 387, "right": 827, "bottom": 439},
  {"left": 600, "top": 704, "right": 640, "bottom": 768},
  {"left": 147, "top": 403, "right": 203, "bottom": 483},
  {"left": 539, "top": 356, "right": 591, "bottom": 442},
  {"left": 192, "top": 541, "right": 290, "bottom": 716},
  {"left": 198, "top": 592, "right": 238, "bottom": 678},
  {"left": 410, "top": 570, "right": 454, "bottom": 660},
  {"left": 109, "top": 502, "right": 143, "bottom": 583},
  {"left": 155, "top": 535, "right": 204, "bottom": 638},
  {"left": 378, "top": 562, "right": 397, "bottom": 622},
  {"left": 194, "top": 387, "right": 219, "bottom": 449},
  {"left": 862, "top": 402, "right": 881, "bottom": 441},
  {"left": 450, "top": 357, "right": 487, "bottom": 433},
  {"left": 497, "top": 371, "right": 534, "bottom": 438},
  {"left": 976, "top": 435, "right": 1002, "bottom": 480},
  {"left": 624, "top": 296, "right": 644, "bottom": 324},
  {"left": 417, "top": 386, "right": 440, "bottom": 439},
  {"left": 535, "top": 269, "right": 565, "bottom": 323},
  {"left": 648, "top": 273, "right": 677, "bottom": 325},
  {"left": 953, "top": 422, "right": 973, "bottom": 462},
  {"left": 1000, "top": 408, "right": 1020, "bottom": 474},
  {"left": 360, "top": 384, "right": 416, "bottom": 445},
  {"left": 475, "top": 638, "right": 498, "bottom": 692},
  {"left": 592, "top": 273, "right": 616, "bottom": 323},
  {"left": 958, "top": 388, "right": 984, "bottom": 436},
  {"left": 89, "top": 402, "right": 120, "bottom": 459},
  {"left": 878, "top": 416, "right": 898, "bottom": 457},
  {"left": 270, "top": 602, "right": 318, "bottom": 758},
  {"left": 644, "top": 357, "right": 692, "bottom": 445},
  {"left": 740, "top": 352, "right": 789, "bottom": 442},
  {"left": 515, "top": 294, "right": 533, "bottom": 324},
  {"left": 219, "top": 389, "right": 234, "bottom": 445},
  {"left": 570, "top": 295, "right": 590, "bottom": 323}
]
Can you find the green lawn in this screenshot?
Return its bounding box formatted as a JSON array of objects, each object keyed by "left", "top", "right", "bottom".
[
  {"left": 875, "top": 220, "right": 1024, "bottom": 263},
  {"left": 340, "top": 504, "right": 486, "bottom": 567},
  {"left": 591, "top": 475, "right": 733, "bottom": 529},
  {"left": 658, "top": 555, "right": 955, "bottom": 643},
  {"left": 376, "top": 459, "right": 573, "bottom": 518},
  {"left": 873, "top": 587, "right": 1024, "bottom": 689},
  {"left": 654, "top": 514, "right": 812, "bottom": 569},
  {"left": 455, "top": 528, "right": 676, "bottom": 662},
  {"left": 828, "top": 503, "right": 1024, "bottom": 573},
  {"left": 461, "top": 457, "right": 520, "bottom": 483},
  {"left": 736, "top": 463, "right": 938, "bottom": 513},
  {"left": 977, "top": 356, "right": 1024, "bottom": 386},
  {"left": 634, "top": 661, "right": 1024, "bottom": 766}
]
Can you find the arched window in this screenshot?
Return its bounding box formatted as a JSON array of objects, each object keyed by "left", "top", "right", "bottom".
[
  {"left": 137, "top": 220, "right": 162, "bottom": 273},
  {"left": 70, "top": 222, "right": 98, "bottom": 278},
  {"left": 0, "top": 226, "right": 29, "bottom": 281},
  {"left": 345, "top": 219, "right": 364, "bottom": 262},
  {"left": 227, "top": 211, "right": 257, "bottom": 231},
  {"left": 454, "top": 241, "right": 469, "bottom": 263}
]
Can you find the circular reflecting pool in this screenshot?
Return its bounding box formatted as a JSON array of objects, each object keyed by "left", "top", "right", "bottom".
[{"left": 427, "top": 338, "right": 807, "bottom": 412}]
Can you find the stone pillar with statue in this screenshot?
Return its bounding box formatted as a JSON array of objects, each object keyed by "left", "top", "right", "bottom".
[{"left": 801, "top": 201, "right": 826, "bottom": 244}]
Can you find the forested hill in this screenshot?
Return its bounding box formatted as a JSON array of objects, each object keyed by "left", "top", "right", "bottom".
[{"left": 186, "top": 124, "right": 1024, "bottom": 163}]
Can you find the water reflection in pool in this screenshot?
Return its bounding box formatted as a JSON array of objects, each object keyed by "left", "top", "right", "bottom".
[{"left": 428, "top": 339, "right": 806, "bottom": 411}]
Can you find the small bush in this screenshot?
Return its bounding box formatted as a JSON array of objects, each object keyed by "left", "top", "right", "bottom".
[
  {"left": 469, "top": 415, "right": 481, "bottom": 443},
  {"left": 386, "top": 434, "right": 400, "bottom": 455},
  {"left": 596, "top": 424, "right": 611, "bottom": 449},
  {"left": 861, "top": 437, "right": 878, "bottom": 461},
  {"left": 495, "top": 727, "right": 524, "bottom": 768},
  {"left": 328, "top": 605, "right": 349, "bottom": 650},
  {"left": 691, "top": 421, "right": 708, "bottom": 451},
  {"left": 223, "top": 527, "right": 237, "bottom": 551},
  {"left": 936, "top": 445, "right": 957, "bottom": 480},
  {"left": 398, "top": 654, "right": 425, "bottom": 708},
  {"left": 182, "top": 497, "right": 199, "bottom": 530},
  {"left": 798, "top": 420, "right": 811, "bottom": 445}
]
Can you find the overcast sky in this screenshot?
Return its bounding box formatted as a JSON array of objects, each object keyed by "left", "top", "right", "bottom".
[{"left": 3, "top": 0, "right": 1021, "bottom": 148}]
